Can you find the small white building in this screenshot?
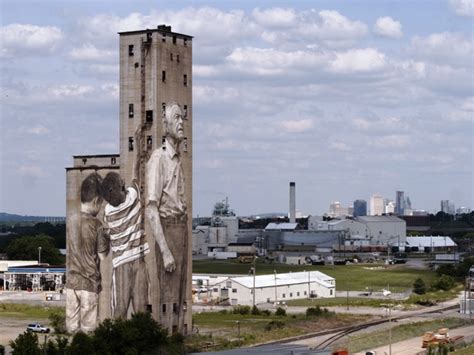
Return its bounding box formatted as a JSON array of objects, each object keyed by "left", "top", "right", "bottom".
[{"left": 212, "top": 271, "right": 335, "bottom": 306}]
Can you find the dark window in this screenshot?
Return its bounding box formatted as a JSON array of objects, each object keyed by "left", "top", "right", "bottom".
[
  {"left": 82, "top": 158, "right": 87, "bottom": 165},
  {"left": 146, "top": 110, "right": 153, "bottom": 123},
  {"left": 183, "top": 105, "right": 188, "bottom": 118},
  {"left": 297, "top": 292, "right": 300, "bottom": 296},
  {"left": 162, "top": 136, "right": 166, "bottom": 145},
  {"left": 147, "top": 136, "right": 153, "bottom": 149},
  {"left": 162, "top": 304, "right": 166, "bottom": 313},
  {"left": 162, "top": 33, "right": 166, "bottom": 42},
  {"left": 282, "top": 293, "right": 286, "bottom": 298},
  {"left": 173, "top": 303, "right": 178, "bottom": 313},
  {"left": 290, "top": 293, "right": 293, "bottom": 297},
  {"left": 162, "top": 70, "right": 166, "bottom": 82},
  {"left": 170, "top": 53, "right": 173, "bottom": 61},
  {"left": 134, "top": 62, "right": 139, "bottom": 68},
  {"left": 128, "top": 45, "right": 134, "bottom": 56},
  {"left": 184, "top": 38, "right": 187, "bottom": 46},
  {"left": 129, "top": 104, "right": 134, "bottom": 118},
  {"left": 183, "top": 74, "right": 187, "bottom": 86},
  {"left": 128, "top": 137, "right": 134, "bottom": 151},
  {"left": 111, "top": 157, "right": 116, "bottom": 165},
  {"left": 183, "top": 137, "right": 188, "bottom": 152},
  {"left": 172, "top": 35, "right": 177, "bottom": 44},
  {"left": 161, "top": 103, "right": 166, "bottom": 116},
  {"left": 146, "top": 32, "right": 152, "bottom": 42},
  {"left": 304, "top": 291, "right": 307, "bottom": 296},
  {"left": 232, "top": 288, "right": 237, "bottom": 293},
  {"left": 177, "top": 54, "right": 180, "bottom": 63}
]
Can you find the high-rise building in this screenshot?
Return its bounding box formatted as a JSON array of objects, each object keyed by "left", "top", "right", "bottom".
[
  {"left": 353, "top": 199, "right": 367, "bottom": 217},
  {"left": 370, "top": 194, "right": 384, "bottom": 216},
  {"left": 395, "top": 191, "right": 405, "bottom": 215},
  {"left": 384, "top": 199, "right": 395, "bottom": 214}
]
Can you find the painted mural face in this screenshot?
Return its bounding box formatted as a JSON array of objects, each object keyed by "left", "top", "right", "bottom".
[{"left": 166, "top": 105, "right": 184, "bottom": 142}]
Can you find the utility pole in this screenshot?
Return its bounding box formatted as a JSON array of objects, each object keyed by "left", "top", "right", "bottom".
[
  {"left": 38, "top": 246, "right": 42, "bottom": 265},
  {"left": 274, "top": 269, "right": 277, "bottom": 305},
  {"left": 252, "top": 253, "right": 256, "bottom": 308},
  {"left": 388, "top": 304, "right": 392, "bottom": 355}
]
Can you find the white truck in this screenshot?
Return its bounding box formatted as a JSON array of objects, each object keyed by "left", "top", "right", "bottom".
[{"left": 27, "top": 323, "right": 50, "bottom": 333}]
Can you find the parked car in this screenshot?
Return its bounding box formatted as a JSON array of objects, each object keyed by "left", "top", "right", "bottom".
[{"left": 27, "top": 324, "right": 50, "bottom": 333}]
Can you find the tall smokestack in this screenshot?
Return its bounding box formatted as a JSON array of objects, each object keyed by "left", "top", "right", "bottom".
[{"left": 289, "top": 182, "right": 296, "bottom": 223}]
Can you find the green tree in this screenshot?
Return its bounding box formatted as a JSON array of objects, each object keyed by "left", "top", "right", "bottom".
[
  {"left": 6, "top": 235, "right": 63, "bottom": 264},
  {"left": 49, "top": 310, "right": 66, "bottom": 334},
  {"left": 68, "top": 332, "right": 95, "bottom": 355},
  {"left": 413, "top": 278, "right": 427, "bottom": 295},
  {"left": 9, "top": 331, "right": 41, "bottom": 355}
]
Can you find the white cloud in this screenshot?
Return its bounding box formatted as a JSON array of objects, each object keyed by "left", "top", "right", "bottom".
[
  {"left": 193, "top": 65, "right": 219, "bottom": 77},
  {"left": 373, "top": 16, "right": 403, "bottom": 38},
  {"left": 69, "top": 43, "right": 115, "bottom": 61},
  {"left": 26, "top": 125, "right": 50, "bottom": 135},
  {"left": 0, "top": 24, "right": 63, "bottom": 57},
  {"left": 329, "top": 48, "right": 385, "bottom": 73},
  {"left": 226, "top": 47, "right": 328, "bottom": 75},
  {"left": 448, "top": 97, "right": 474, "bottom": 122},
  {"left": 449, "top": 0, "right": 474, "bottom": 17},
  {"left": 49, "top": 85, "right": 95, "bottom": 98},
  {"left": 312, "top": 10, "right": 368, "bottom": 40},
  {"left": 252, "top": 7, "right": 297, "bottom": 28},
  {"left": 280, "top": 119, "right": 313, "bottom": 133},
  {"left": 330, "top": 141, "right": 350, "bottom": 151},
  {"left": 410, "top": 32, "right": 473, "bottom": 65}
]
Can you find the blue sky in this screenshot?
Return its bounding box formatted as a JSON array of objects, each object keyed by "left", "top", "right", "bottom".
[{"left": 0, "top": 0, "right": 473, "bottom": 217}]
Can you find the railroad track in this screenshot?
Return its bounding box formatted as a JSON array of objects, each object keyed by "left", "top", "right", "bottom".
[{"left": 254, "top": 303, "right": 459, "bottom": 349}]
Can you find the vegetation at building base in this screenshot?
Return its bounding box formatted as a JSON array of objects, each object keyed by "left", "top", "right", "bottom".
[
  {"left": 8, "top": 312, "right": 184, "bottom": 355},
  {"left": 5, "top": 235, "right": 64, "bottom": 264},
  {"left": 341, "top": 317, "right": 465, "bottom": 353},
  {"left": 188, "top": 306, "right": 372, "bottom": 352}
]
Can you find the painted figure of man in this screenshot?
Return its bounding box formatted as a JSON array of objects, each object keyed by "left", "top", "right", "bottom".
[
  {"left": 66, "top": 172, "right": 108, "bottom": 333},
  {"left": 101, "top": 129, "right": 150, "bottom": 318},
  {"left": 146, "top": 103, "right": 188, "bottom": 331}
]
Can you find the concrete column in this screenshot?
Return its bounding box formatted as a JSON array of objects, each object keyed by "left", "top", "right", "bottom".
[{"left": 289, "top": 182, "right": 296, "bottom": 223}]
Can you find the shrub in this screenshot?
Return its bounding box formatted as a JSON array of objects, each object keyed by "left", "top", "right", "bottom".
[
  {"left": 413, "top": 278, "right": 427, "bottom": 295},
  {"left": 232, "top": 305, "right": 251, "bottom": 315},
  {"left": 218, "top": 309, "right": 228, "bottom": 315},
  {"left": 0, "top": 345, "right": 5, "bottom": 355},
  {"left": 306, "top": 306, "right": 323, "bottom": 317},
  {"left": 264, "top": 320, "right": 285, "bottom": 332},
  {"left": 275, "top": 307, "right": 287, "bottom": 317},
  {"left": 251, "top": 305, "right": 261, "bottom": 315},
  {"left": 432, "top": 275, "right": 456, "bottom": 291},
  {"left": 261, "top": 310, "right": 271, "bottom": 316}
]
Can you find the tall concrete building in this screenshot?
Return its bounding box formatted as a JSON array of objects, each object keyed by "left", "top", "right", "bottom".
[
  {"left": 369, "top": 193, "right": 384, "bottom": 216},
  {"left": 353, "top": 199, "right": 367, "bottom": 217},
  {"left": 66, "top": 25, "right": 193, "bottom": 335},
  {"left": 119, "top": 25, "right": 193, "bottom": 334}
]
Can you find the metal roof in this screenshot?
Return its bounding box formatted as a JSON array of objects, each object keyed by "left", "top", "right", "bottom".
[
  {"left": 357, "top": 216, "right": 404, "bottom": 223},
  {"left": 265, "top": 222, "right": 298, "bottom": 230},
  {"left": 406, "top": 236, "right": 457, "bottom": 248},
  {"left": 220, "top": 271, "right": 334, "bottom": 289}
]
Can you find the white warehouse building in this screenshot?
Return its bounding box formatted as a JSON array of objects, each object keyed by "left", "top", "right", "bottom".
[{"left": 212, "top": 271, "right": 335, "bottom": 306}]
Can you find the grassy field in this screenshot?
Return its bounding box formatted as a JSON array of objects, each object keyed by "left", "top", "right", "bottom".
[
  {"left": 341, "top": 317, "right": 465, "bottom": 353},
  {"left": 453, "top": 343, "right": 474, "bottom": 354},
  {"left": 0, "top": 303, "right": 62, "bottom": 319},
  {"left": 188, "top": 309, "right": 373, "bottom": 352},
  {"left": 193, "top": 260, "right": 438, "bottom": 292}
]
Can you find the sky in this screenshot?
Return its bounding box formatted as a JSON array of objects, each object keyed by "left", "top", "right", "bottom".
[{"left": 0, "top": 0, "right": 473, "bottom": 217}]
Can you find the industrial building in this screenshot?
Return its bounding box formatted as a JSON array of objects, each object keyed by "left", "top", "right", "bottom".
[
  {"left": 405, "top": 236, "right": 457, "bottom": 253},
  {"left": 210, "top": 271, "right": 335, "bottom": 306}
]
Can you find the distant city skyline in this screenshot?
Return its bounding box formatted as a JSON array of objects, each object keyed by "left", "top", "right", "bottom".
[{"left": 1, "top": 0, "right": 473, "bottom": 217}]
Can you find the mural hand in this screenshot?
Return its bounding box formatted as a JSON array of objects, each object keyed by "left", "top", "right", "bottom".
[{"left": 163, "top": 252, "right": 176, "bottom": 272}]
